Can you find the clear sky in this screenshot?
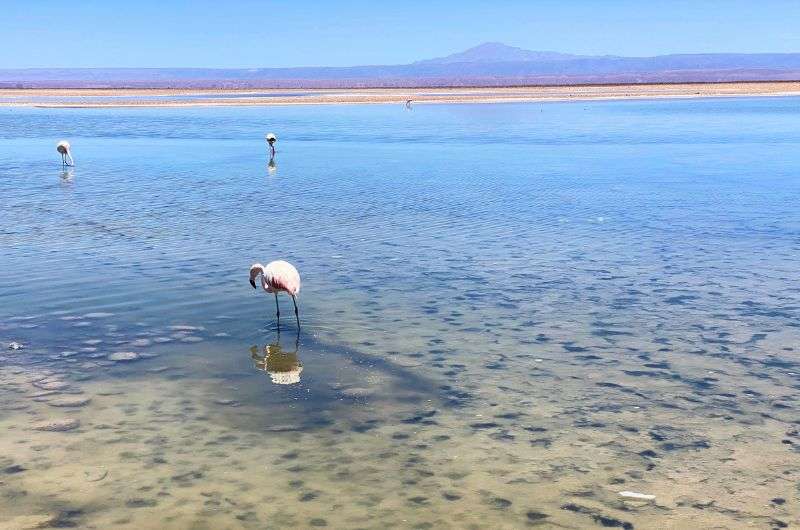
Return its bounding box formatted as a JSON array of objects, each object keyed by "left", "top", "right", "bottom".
[{"left": 3, "top": 0, "right": 800, "bottom": 68}]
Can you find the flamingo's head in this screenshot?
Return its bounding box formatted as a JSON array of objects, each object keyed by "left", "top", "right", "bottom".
[{"left": 249, "top": 263, "right": 264, "bottom": 289}]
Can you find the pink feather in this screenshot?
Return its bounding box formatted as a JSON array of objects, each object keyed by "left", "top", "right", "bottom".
[{"left": 251, "top": 260, "right": 301, "bottom": 295}]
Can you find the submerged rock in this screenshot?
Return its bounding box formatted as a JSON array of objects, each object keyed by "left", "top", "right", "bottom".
[
  {"left": 47, "top": 397, "right": 91, "bottom": 408},
  {"left": 108, "top": 351, "right": 140, "bottom": 362},
  {"left": 83, "top": 466, "right": 108, "bottom": 482},
  {"left": 489, "top": 497, "right": 513, "bottom": 509},
  {"left": 526, "top": 511, "right": 549, "bottom": 522},
  {"left": 29, "top": 390, "right": 60, "bottom": 398},
  {"left": 561, "top": 503, "right": 633, "bottom": 530},
  {"left": 33, "top": 379, "right": 70, "bottom": 391},
  {"left": 32, "top": 418, "right": 80, "bottom": 432},
  {"left": 126, "top": 498, "right": 157, "bottom": 508}
]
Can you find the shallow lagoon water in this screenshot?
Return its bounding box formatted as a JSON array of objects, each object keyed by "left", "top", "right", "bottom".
[{"left": 1, "top": 99, "right": 799, "bottom": 529}]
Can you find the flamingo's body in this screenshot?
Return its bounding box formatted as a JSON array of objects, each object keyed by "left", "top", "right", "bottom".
[
  {"left": 265, "top": 133, "right": 277, "bottom": 158},
  {"left": 56, "top": 141, "right": 74, "bottom": 166},
  {"left": 250, "top": 260, "right": 301, "bottom": 327}
]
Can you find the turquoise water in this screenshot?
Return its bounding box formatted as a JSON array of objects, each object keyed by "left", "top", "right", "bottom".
[{"left": 1, "top": 99, "right": 799, "bottom": 528}]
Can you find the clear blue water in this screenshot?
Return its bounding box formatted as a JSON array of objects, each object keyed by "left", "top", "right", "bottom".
[{"left": 1, "top": 98, "right": 799, "bottom": 528}]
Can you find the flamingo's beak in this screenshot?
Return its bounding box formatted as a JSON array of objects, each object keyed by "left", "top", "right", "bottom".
[{"left": 250, "top": 279, "right": 256, "bottom": 289}]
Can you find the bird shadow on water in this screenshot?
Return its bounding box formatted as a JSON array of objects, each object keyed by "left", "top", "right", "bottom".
[{"left": 2, "top": 308, "right": 452, "bottom": 438}]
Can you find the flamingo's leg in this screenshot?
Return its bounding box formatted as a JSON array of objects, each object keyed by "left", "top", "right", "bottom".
[
  {"left": 274, "top": 293, "right": 280, "bottom": 322},
  {"left": 291, "top": 295, "right": 300, "bottom": 329}
]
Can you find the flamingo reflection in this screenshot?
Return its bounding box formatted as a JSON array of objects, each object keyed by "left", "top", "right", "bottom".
[{"left": 250, "top": 329, "right": 302, "bottom": 385}]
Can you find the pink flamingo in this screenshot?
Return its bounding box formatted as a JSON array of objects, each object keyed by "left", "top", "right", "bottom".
[
  {"left": 56, "top": 140, "right": 74, "bottom": 166},
  {"left": 249, "top": 260, "right": 301, "bottom": 327}
]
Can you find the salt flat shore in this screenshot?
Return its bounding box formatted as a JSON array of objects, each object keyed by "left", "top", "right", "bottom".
[{"left": 2, "top": 81, "right": 800, "bottom": 107}]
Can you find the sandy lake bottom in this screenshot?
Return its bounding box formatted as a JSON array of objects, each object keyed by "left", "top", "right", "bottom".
[{"left": 1, "top": 99, "right": 799, "bottom": 528}]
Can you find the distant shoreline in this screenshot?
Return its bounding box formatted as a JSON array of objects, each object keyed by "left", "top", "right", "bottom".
[{"left": 2, "top": 81, "right": 800, "bottom": 108}]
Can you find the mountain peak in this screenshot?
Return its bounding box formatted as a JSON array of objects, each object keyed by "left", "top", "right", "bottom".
[{"left": 415, "top": 42, "right": 581, "bottom": 65}]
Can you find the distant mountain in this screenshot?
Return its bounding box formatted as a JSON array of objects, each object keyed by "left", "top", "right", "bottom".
[
  {"left": 414, "top": 42, "right": 582, "bottom": 64},
  {"left": 2, "top": 42, "right": 800, "bottom": 88}
]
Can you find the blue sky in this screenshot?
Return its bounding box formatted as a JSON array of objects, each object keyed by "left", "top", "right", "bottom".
[{"left": 3, "top": 0, "right": 800, "bottom": 68}]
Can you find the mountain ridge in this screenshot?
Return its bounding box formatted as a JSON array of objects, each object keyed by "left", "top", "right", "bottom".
[
  {"left": 414, "top": 42, "right": 585, "bottom": 64},
  {"left": 2, "top": 42, "right": 800, "bottom": 88}
]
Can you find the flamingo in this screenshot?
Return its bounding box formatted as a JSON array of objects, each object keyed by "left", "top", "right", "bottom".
[
  {"left": 265, "top": 133, "right": 277, "bottom": 158},
  {"left": 56, "top": 141, "right": 74, "bottom": 166},
  {"left": 405, "top": 99, "right": 413, "bottom": 109},
  {"left": 250, "top": 260, "right": 301, "bottom": 328}
]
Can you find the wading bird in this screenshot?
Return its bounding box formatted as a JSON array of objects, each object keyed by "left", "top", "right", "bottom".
[
  {"left": 56, "top": 141, "right": 74, "bottom": 166},
  {"left": 405, "top": 99, "right": 413, "bottom": 109},
  {"left": 250, "top": 260, "right": 301, "bottom": 328},
  {"left": 265, "top": 133, "right": 277, "bottom": 158}
]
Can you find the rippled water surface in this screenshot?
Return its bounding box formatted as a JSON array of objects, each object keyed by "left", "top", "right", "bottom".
[{"left": 1, "top": 99, "right": 799, "bottom": 529}]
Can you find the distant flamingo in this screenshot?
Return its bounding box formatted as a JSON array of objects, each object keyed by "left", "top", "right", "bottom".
[
  {"left": 265, "top": 133, "right": 277, "bottom": 158},
  {"left": 56, "top": 141, "right": 74, "bottom": 166},
  {"left": 250, "top": 260, "right": 301, "bottom": 327},
  {"left": 405, "top": 99, "right": 413, "bottom": 109}
]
